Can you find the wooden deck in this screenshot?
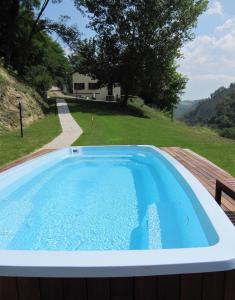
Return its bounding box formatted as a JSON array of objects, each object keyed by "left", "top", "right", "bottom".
[
  {"left": 162, "top": 147, "right": 235, "bottom": 225},
  {"left": 0, "top": 149, "right": 53, "bottom": 173},
  {"left": 0, "top": 272, "right": 235, "bottom": 300}
]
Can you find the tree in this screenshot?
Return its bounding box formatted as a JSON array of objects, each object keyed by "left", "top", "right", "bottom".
[
  {"left": 0, "top": 0, "right": 76, "bottom": 94},
  {"left": 0, "top": 1, "right": 42, "bottom": 66},
  {"left": 25, "top": 33, "right": 72, "bottom": 93},
  {"left": 0, "top": 0, "right": 78, "bottom": 95},
  {"left": 73, "top": 0, "right": 208, "bottom": 109},
  {"left": 0, "top": 0, "right": 80, "bottom": 73},
  {"left": 17, "top": 0, "right": 80, "bottom": 74}
]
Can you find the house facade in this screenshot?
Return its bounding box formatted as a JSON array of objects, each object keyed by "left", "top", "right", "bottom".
[{"left": 72, "top": 73, "right": 121, "bottom": 101}]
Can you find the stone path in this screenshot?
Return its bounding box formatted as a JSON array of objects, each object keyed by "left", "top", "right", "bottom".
[{"left": 43, "top": 98, "right": 83, "bottom": 149}]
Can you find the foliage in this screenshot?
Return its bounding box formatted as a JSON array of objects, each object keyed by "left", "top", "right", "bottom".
[
  {"left": 0, "top": 0, "right": 78, "bottom": 94},
  {"left": 219, "top": 127, "right": 235, "bottom": 140},
  {"left": 25, "top": 66, "right": 53, "bottom": 93},
  {"left": 24, "top": 33, "right": 72, "bottom": 92},
  {"left": 72, "top": 0, "right": 207, "bottom": 109},
  {"left": 184, "top": 83, "right": 235, "bottom": 138}
]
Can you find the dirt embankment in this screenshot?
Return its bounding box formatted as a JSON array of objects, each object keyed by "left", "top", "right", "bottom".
[{"left": 0, "top": 67, "right": 48, "bottom": 134}]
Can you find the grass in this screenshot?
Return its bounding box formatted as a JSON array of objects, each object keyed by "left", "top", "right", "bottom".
[
  {"left": 68, "top": 99, "right": 235, "bottom": 177},
  {"left": 0, "top": 105, "right": 61, "bottom": 167}
]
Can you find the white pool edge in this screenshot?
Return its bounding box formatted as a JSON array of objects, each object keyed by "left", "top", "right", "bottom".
[{"left": 0, "top": 145, "right": 234, "bottom": 277}]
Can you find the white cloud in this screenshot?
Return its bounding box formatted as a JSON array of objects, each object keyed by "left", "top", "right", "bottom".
[
  {"left": 216, "top": 16, "right": 235, "bottom": 32},
  {"left": 206, "top": 1, "right": 223, "bottom": 16},
  {"left": 179, "top": 16, "right": 235, "bottom": 99},
  {"left": 216, "top": 34, "right": 235, "bottom": 50}
]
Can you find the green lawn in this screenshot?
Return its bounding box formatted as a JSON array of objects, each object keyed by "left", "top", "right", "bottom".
[
  {"left": 68, "top": 99, "right": 235, "bottom": 176},
  {"left": 0, "top": 111, "right": 61, "bottom": 167}
]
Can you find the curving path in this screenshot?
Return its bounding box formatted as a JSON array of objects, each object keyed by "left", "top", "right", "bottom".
[{"left": 43, "top": 98, "right": 83, "bottom": 149}]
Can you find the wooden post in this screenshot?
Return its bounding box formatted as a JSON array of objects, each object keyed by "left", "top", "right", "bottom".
[
  {"left": 17, "top": 96, "right": 23, "bottom": 138},
  {"left": 215, "top": 180, "right": 222, "bottom": 206}
]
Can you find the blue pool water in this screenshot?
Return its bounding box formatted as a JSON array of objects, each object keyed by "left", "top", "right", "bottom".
[{"left": 0, "top": 146, "right": 218, "bottom": 251}]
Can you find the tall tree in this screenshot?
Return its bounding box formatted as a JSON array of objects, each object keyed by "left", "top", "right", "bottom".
[
  {"left": 0, "top": 1, "right": 42, "bottom": 66},
  {"left": 17, "top": 0, "right": 80, "bottom": 74},
  {"left": 0, "top": 0, "right": 80, "bottom": 74},
  {"left": 0, "top": 0, "right": 76, "bottom": 94},
  {"left": 74, "top": 0, "right": 208, "bottom": 109}
]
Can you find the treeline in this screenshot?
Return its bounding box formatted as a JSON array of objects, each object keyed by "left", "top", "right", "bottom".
[
  {"left": 184, "top": 83, "right": 235, "bottom": 139},
  {"left": 70, "top": 0, "right": 208, "bottom": 111},
  {"left": 0, "top": 0, "right": 80, "bottom": 95},
  {"left": 0, "top": 0, "right": 208, "bottom": 112}
]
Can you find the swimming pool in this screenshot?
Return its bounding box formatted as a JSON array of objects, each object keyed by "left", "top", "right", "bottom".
[{"left": 0, "top": 145, "right": 234, "bottom": 277}]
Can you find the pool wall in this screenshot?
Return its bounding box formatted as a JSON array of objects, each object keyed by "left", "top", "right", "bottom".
[{"left": 0, "top": 271, "right": 235, "bottom": 300}]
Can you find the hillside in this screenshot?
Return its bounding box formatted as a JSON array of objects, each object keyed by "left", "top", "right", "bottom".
[
  {"left": 0, "top": 67, "right": 48, "bottom": 134},
  {"left": 65, "top": 99, "right": 235, "bottom": 177},
  {"left": 183, "top": 84, "right": 235, "bottom": 134},
  {"left": 174, "top": 100, "right": 202, "bottom": 119}
]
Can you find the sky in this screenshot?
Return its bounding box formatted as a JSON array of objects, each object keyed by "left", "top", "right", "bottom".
[{"left": 45, "top": 0, "right": 235, "bottom": 100}]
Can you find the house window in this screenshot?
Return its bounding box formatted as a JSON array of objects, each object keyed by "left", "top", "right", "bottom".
[
  {"left": 88, "top": 82, "right": 98, "bottom": 90},
  {"left": 74, "top": 83, "right": 85, "bottom": 90}
]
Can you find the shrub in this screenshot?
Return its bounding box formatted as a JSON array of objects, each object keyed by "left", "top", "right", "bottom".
[
  {"left": 25, "top": 66, "right": 53, "bottom": 96},
  {"left": 219, "top": 127, "right": 235, "bottom": 140}
]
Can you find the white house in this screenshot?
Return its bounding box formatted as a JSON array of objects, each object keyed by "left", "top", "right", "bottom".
[{"left": 72, "top": 73, "right": 121, "bottom": 101}]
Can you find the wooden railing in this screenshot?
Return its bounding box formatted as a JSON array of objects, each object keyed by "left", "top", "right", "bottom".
[{"left": 215, "top": 179, "right": 235, "bottom": 206}]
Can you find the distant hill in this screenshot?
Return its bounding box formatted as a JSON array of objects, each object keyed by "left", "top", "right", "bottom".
[
  {"left": 182, "top": 84, "right": 235, "bottom": 139},
  {"left": 174, "top": 100, "right": 202, "bottom": 119},
  {"left": 184, "top": 84, "right": 235, "bottom": 127},
  {"left": 0, "top": 67, "right": 48, "bottom": 134}
]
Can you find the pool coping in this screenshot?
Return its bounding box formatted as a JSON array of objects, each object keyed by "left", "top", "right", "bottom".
[
  {"left": 0, "top": 145, "right": 235, "bottom": 277},
  {"left": 0, "top": 149, "right": 54, "bottom": 173}
]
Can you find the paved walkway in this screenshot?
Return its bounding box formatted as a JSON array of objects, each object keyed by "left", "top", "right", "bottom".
[{"left": 43, "top": 98, "right": 83, "bottom": 149}]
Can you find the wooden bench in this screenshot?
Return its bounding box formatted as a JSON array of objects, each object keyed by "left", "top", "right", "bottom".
[
  {"left": 215, "top": 180, "right": 235, "bottom": 206},
  {"left": 215, "top": 179, "right": 235, "bottom": 225}
]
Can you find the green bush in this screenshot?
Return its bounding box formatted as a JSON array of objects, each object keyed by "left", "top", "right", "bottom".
[
  {"left": 25, "top": 65, "right": 53, "bottom": 96},
  {"left": 219, "top": 127, "right": 235, "bottom": 140}
]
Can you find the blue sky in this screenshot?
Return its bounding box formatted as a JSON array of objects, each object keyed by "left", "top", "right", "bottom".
[{"left": 45, "top": 0, "right": 235, "bottom": 100}]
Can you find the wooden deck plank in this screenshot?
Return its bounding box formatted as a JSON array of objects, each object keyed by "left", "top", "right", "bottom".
[
  {"left": 158, "top": 275, "right": 180, "bottom": 300},
  {"left": 87, "top": 278, "right": 110, "bottom": 300},
  {"left": 202, "top": 272, "right": 225, "bottom": 300},
  {"left": 110, "top": 278, "right": 133, "bottom": 300},
  {"left": 134, "top": 277, "right": 157, "bottom": 300},
  {"left": 0, "top": 277, "right": 18, "bottom": 300},
  {"left": 39, "top": 278, "right": 64, "bottom": 300},
  {"left": 0, "top": 149, "right": 54, "bottom": 173},
  {"left": 180, "top": 274, "right": 202, "bottom": 300},
  {"left": 17, "top": 278, "right": 41, "bottom": 300},
  {"left": 63, "top": 278, "right": 87, "bottom": 300},
  {"left": 161, "top": 147, "right": 235, "bottom": 217},
  {"left": 224, "top": 270, "right": 235, "bottom": 300}
]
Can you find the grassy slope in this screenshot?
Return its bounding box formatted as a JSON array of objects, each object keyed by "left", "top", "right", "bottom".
[
  {"left": 0, "top": 108, "right": 61, "bottom": 167},
  {"left": 68, "top": 99, "right": 235, "bottom": 176}
]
